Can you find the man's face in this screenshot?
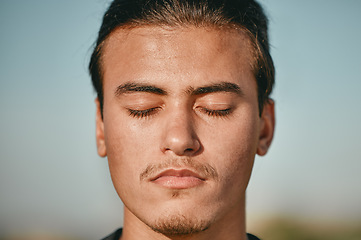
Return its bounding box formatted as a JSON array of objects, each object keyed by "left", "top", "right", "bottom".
[{"left": 96, "top": 26, "right": 274, "bottom": 235}]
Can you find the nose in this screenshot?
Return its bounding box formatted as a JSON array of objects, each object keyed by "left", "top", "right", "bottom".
[{"left": 161, "top": 111, "right": 201, "bottom": 156}]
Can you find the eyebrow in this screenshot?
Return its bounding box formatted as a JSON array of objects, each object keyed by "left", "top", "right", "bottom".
[
  {"left": 115, "top": 82, "right": 167, "bottom": 96},
  {"left": 190, "top": 82, "right": 243, "bottom": 96},
  {"left": 114, "top": 81, "right": 243, "bottom": 97}
]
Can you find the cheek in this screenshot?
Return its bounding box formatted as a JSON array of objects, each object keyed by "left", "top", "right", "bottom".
[
  {"left": 104, "top": 102, "right": 157, "bottom": 157},
  {"left": 200, "top": 109, "right": 259, "bottom": 186},
  {"left": 214, "top": 145, "right": 255, "bottom": 190},
  {"left": 103, "top": 115, "right": 155, "bottom": 189},
  {"left": 202, "top": 111, "right": 260, "bottom": 160}
]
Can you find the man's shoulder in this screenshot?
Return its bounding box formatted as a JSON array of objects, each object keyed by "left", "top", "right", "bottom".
[
  {"left": 247, "top": 233, "right": 261, "bottom": 240},
  {"left": 101, "top": 228, "right": 261, "bottom": 240},
  {"left": 101, "top": 228, "right": 122, "bottom": 240}
]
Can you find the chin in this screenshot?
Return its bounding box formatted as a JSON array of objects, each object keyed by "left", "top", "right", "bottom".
[
  {"left": 139, "top": 199, "right": 218, "bottom": 237},
  {"left": 148, "top": 213, "right": 212, "bottom": 236}
]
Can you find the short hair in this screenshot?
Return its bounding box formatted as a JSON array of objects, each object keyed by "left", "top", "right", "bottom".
[{"left": 89, "top": 0, "right": 275, "bottom": 116}]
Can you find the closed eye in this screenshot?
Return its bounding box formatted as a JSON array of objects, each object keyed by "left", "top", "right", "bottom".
[
  {"left": 200, "top": 108, "right": 233, "bottom": 117},
  {"left": 127, "top": 107, "right": 161, "bottom": 118}
]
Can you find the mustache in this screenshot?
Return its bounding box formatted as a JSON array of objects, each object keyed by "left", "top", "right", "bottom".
[{"left": 139, "top": 157, "right": 218, "bottom": 181}]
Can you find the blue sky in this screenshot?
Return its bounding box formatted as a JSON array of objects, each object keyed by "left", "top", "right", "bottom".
[{"left": 1, "top": 0, "right": 360, "bottom": 238}]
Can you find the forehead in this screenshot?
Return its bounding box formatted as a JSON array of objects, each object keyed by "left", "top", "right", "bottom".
[{"left": 101, "top": 26, "right": 255, "bottom": 90}]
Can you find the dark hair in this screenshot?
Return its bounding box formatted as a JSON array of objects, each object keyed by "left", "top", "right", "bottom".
[{"left": 89, "top": 0, "right": 274, "bottom": 115}]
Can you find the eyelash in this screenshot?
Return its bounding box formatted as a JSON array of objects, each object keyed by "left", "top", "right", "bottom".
[
  {"left": 201, "top": 108, "right": 232, "bottom": 117},
  {"left": 127, "top": 107, "right": 160, "bottom": 118},
  {"left": 127, "top": 107, "right": 232, "bottom": 119}
]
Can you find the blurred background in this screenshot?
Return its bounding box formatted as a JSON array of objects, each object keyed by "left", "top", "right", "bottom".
[{"left": 1, "top": 0, "right": 360, "bottom": 239}]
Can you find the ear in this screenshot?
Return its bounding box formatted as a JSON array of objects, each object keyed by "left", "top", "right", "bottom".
[
  {"left": 95, "top": 98, "right": 107, "bottom": 157},
  {"left": 257, "top": 99, "right": 275, "bottom": 156}
]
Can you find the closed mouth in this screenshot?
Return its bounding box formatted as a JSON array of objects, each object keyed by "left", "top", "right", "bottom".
[{"left": 150, "top": 169, "right": 206, "bottom": 181}]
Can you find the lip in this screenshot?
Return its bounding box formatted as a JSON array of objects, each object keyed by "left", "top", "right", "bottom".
[{"left": 150, "top": 169, "right": 205, "bottom": 189}]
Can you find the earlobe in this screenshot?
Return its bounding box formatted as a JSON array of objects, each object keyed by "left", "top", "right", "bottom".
[
  {"left": 95, "top": 98, "right": 107, "bottom": 157},
  {"left": 256, "top": 99, "right": 275, "bottom": 156}
]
